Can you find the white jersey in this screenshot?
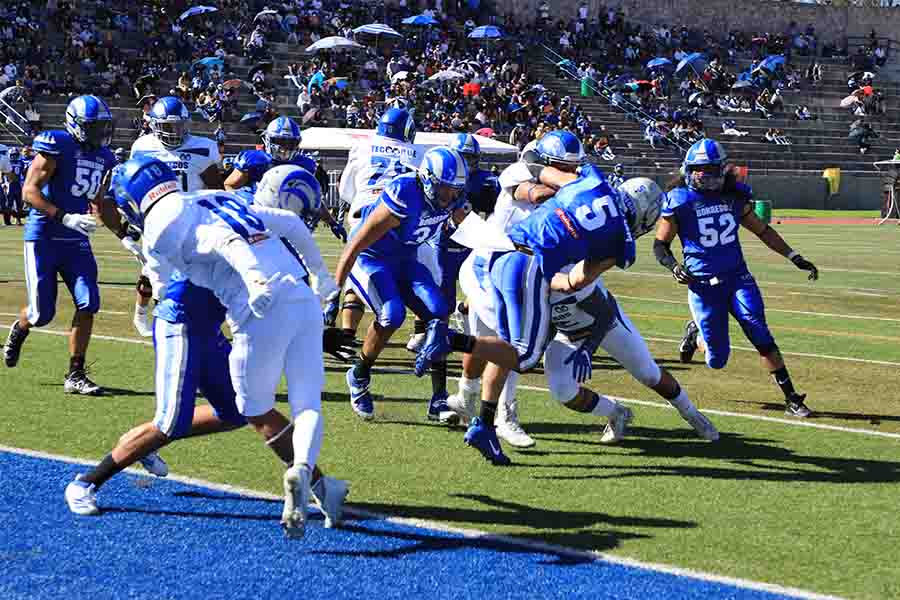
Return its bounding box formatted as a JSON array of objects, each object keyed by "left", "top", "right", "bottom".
[
  {"left": 548, "top": 265, "right": 605, "bottom": 340},
  {"left": 0, "top": 144, "right": 10, "bottom": 174},
  {"left": 487, "top": 161, "right": 539, "bottom": 233},
  {"left": 131, "top": 134, "right": 220, "bottom": 193},
  {"left": 142, "top": 190, "right": 337, "bottom": 331},
  {"left": 339, "top": 134, "right": 422, "bottom": 225}
]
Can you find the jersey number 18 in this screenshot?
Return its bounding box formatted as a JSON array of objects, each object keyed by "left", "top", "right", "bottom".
[{"left": 198, "top": 195, "right": 265, "bottom": 239}]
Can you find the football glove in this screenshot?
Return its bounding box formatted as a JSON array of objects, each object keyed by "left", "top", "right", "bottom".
[
  {"left": 414, "top": 319, "right": 451, "bottom": 377},
  {"left": 322, "top": 327, "right": 357, "bottom": 362},
  {"left": 61, "top": 213, "right": 98, "bottom": 237},
  {"left": 329, "top": 221, "right": 348, "bottom": 243},
  {"left": 323, "top": 291, "right": 340, "bottom": 327},
  {"left": 672, "top": 263, "right": 697, "bottom": 285},
  {"left": 790, "top": 254, "right": 819, "bottom": 281},
  {"left": 121, "top": 237, "right": 146, "bottom": 265},
  {"left": 247, "top": 272, "right": 296, "bottom": 318},
  {"left": 563, "top": 337, "right": 601, "bottom": 384}
]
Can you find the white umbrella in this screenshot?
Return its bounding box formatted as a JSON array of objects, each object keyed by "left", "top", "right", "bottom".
[
  {"left": 428, "top": 70, "right": 466, "bottom": 82},
  {"left": 306, "top": 36, "right": 365, "bottom": 53},
  {"left": 352, "top": 23, "right": 402, "bottom": 37},
  {"left": 254, "top": 9, "right": 279, "bottom": 21},
  {"left": 391, "top": 71, "right": 411, "bottom": 83}
]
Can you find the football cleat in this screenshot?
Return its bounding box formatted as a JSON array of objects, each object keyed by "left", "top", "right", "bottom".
[
  {"left": 311, "top": 475, "right": 349, "bottom": 529},
  {"left": 65, "top": 477, "right": 100, "bottom": 515},
  {"left": 427, "top": 392, "right": 460, "bottom": 425},
  {"left": 446, "top": 392, "right": 477, "bottom": 424},
  {"left": 3, "top": 321, "right": 28, "bottom": 368},
  {"left": 281, "top": 465, "right": 311, "bottom": 538},
  {"left": 679, "top": 320, "right": 699, "bottom": 363},
  {"left": 495, "top": 398, "right": 535, "bottom": 448},
  {"left": 682, "top": 409, "right": 719, "bottom": 441},
  {"left": 464, "top": 417, "right": 511, "bottom": 466},
  {"left": 450, "top": 302, "right": 471, "bottom": 335},
  {"left": 600, "top": 404, "right": 634, "bottom": 444},
  {"left": 346, "top": 367, "right": 374, "bottom": 420},
  {"left": 64, "top": 369, "right": 102, "bottom": 396},
  {"left": 406, "top": 332, "right": 426, "bottom": 353},
  {"left": 785, "top": 393, "right": 812, "bottom": 418},
  {"left": 139, "top": 451, "right": 169, "bottom": 477}
]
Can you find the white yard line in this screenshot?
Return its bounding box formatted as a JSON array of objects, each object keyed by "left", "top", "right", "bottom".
[{"left": 0, "top": 443, "right": 844, "bottom": 600}]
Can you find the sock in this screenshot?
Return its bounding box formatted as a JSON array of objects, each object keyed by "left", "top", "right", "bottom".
[
  {"left": 497, "top": 371, "right": 520, "bottom": 423},
  {"left": 135, "top": 302, "right": 147, "bottom": 316},
  {"left": 662, "top": 384, "right": 696, "bottom": 417},
  {"left": 340, "top": 327, "right": 356, "bottom": 338},
  {"left": 69, "top": 354, "right": 85, "bottom": 375},
  {"left": 771, "top": 366, "right": 796, "bottom": 399},
  {"left": 459, "top": 376, "right": 481, "bottom": 401},
  {"left": 352, "top": 353, "right": 374, "bottom": 380},
  {"left": 80, "top": 453, "right": 123, "bottom": 489},
  {"left": 292, "top": 409, "right": 323, "bottom": 469},
  {"left": 589, "top": 392, "right": 619, "bottom": 417},
  {"left": 479, "top": 401, "right": 497, "bottom": 425},
  {"left": 448, "top": 330, "right": 475, "bottom": 353},
  {"left": 414, "top": 319, "right": 426, "bottom": 336},
  {"left": 431, "top": 360, "right": 447, "bottom": 397}
]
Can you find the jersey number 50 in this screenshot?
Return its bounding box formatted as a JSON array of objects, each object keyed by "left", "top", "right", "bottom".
[{"left": 70, "top": 166, "right": 103, "bottom": 199}]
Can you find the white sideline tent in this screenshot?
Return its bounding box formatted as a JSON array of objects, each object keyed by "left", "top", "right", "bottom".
[{"left": 298, "top": 127, "right": 518, "bottom": 157}]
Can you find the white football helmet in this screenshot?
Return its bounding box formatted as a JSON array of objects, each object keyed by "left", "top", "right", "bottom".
[{"left": 616, "top": 177, "right": 664, "bottom": 239}]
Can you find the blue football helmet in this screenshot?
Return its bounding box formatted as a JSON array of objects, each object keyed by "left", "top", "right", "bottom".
[
  {"left": 617, "top": 177, "right": 664, "bottom": 239},
  {"left": 262, "top": 117, "right": 302, "bottom": 162},
  {"left": 113, "top": 147, "right": 126, "bottom": 164},
  {"left": 223, "top": 155, "right": 235, "bottom": 172},
  {"left": 682, "top": 138, "right": 728, "bottom": 192},
  {"left": 449, "top": 133, "right": 480, "bottom": 170},
  {"left": 149, "top": 96, "right": 191, "bottom": 149},
  {"left": 419, "top": 147, "right": 468, "bottom": 209},
  {"left": 255, "top": 165, "right": 323, "bottom": 230},
  {"left": 8, "top": 147, "right": 20, "bottom": 162},
  {"left": 376, "top": 108, "right": 416, "bottom": 144},
  {"left": 113, "top": 155, "right": 179, "bottom": 232},
  {"left": 65, "top": 95, "right": 114, "bottom": 149},
  {"left": 536, "top": 130, "right": 585, "bottom": 170}
]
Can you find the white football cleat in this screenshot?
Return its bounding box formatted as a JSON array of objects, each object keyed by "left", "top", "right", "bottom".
[
  {"left": 683, "top": 409, "right": 719, "bottom": 441},
  {"left": 446, "top": 392, "right": 476, "bottom": 425},
  {"left": 65, "top": 478, "right": 100, "bottom": 516},
  {"left": 405, "top": 332, "right": 426, "bottom": 353},
  {"left": 495, "top": 398, "right": 535, "bottom": 448},
  {"left": 311, "top": 475, "right": 349, "bottom": 529},
  {"left": 133, "top": 306, "right": 153, "bottom": 338},
  {"left": 600, "top": 404, "right": 633, "bottom": 444},
  {"left": 139, "top": 451, "right": 169, "bottom": 477},
  {"left": 282, "top": 465, "right": 311, "bottom": 538}
]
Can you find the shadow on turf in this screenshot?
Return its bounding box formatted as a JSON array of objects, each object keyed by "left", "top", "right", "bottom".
[
  {"left": 733, "top": 399, "right": 900, "bottom": 425},
  {"left": 39, "top": 383, "right": 153, "bottom": 398},
  {"left": 529, "top": 429, "right": 900, "bottom": 485}
]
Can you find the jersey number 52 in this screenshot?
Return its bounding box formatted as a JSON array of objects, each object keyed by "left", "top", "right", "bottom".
[{"left": 697, "top": 214, "right": 737, "bottom": 248}]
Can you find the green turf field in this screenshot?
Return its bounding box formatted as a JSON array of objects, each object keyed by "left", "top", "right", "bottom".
[
  {"left": 772, "top": 209, "right": 881, "bottom": 218},
  {"left": 1, "top": 222, "right": 898, "bottom": 599}
]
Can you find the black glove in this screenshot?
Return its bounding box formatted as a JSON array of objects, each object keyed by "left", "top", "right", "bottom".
[
  {"left": 329, "top": 221, "right": 348, "bottom": 243},
  {"left": 520, "top": 149, "right": 546, "bottom": 179},
  {"left": 791, "top": 254, "right": 819, "bottom": 281},
  {"left": 322, "top": 327, "right": 358, "bottom": 362},
  {"left": 672, "top": 263, "right": 697, "bottom": 285}
]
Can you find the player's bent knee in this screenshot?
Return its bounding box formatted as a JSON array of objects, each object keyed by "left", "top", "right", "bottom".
[
  {"left": 550, "top": 381, "right": 579, "bottom": 405},
  {"left": 377, "top": 302, "right": 406, "bottom": 329},
  {"left": 633, "top": 361, "right": 662, "bottom": 388}
]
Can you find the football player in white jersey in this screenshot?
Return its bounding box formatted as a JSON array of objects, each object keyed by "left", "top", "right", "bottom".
[
  {"left": 112, "top": 155, "right": 342, "bottom": 537},
  {"left": 126, "top": 96, "right": 223, "bottom": 336},
  {"left": 327, "top": 108, "right": 421, "bottom": 337}
]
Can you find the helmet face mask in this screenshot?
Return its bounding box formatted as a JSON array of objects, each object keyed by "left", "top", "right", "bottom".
[
  {"left": 685, "top": 163, "right": 724, "bottom": 192},
  {"left": 419, "top": 147, "right": 468, "bottom": 210},
  {"left": 264, "top": 135, "right": 300, "bottom": 161},
  {"left": 682, "top": 138, "right": 727, "bottom": 193},
  {"left": 152, "top": 119, "right": 188, "bottom": 148},
  {"left": 65, "top": 95, "right": 114, "bottom": 150}
]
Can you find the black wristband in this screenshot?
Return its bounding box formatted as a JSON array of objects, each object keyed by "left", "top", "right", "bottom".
[{"left": 653, "top": 238, "right": 678, "bottom": 272}]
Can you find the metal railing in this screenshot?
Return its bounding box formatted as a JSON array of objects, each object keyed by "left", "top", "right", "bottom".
[{"left": 0, "top": 94, "right": 29, "bottom": 146}]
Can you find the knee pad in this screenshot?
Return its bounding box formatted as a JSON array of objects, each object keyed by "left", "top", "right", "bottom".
[
  {"left": 136, "top": 275, "right": 153, "bottom": 299},
  {"left": 341, "top": 299, "right": 365, "bottom": 313}
]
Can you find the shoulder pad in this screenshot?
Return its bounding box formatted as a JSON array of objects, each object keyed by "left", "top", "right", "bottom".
[
  {"left": 291, "top": 153, "right": 317, "bottom": 173},
  {"left": 234, "top": 149, "right": 271, "bottom": 172},
  {"left": 663, "top": 187, "right": 691, "bottom": 212},
  {"left": 32, "top": 130, "right": 71, "bottom": 156},
  {"left": 578, "top": 164, "right": 606, "bottom": 181}
]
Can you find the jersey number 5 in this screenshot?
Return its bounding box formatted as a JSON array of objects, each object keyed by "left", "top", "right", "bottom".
[
  {"left": 573, "top": 195, "right": 619, "bottom": 231},
  {"left": 198, "top": 195, "right": 265, "bottom": 239},
  {"left": 697, "top": 213, "right": 737, "bottom": 248}
]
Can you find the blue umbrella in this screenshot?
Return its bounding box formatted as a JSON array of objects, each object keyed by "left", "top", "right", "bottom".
[
  {"left": 646, "top": 57, "right": 673, "bottom": 71},
  {"left": 178, "top": 5, "right": 217, "bottom": 21},
  {"left": 675, "top": 52, "right": 707, "bottom": 77},
  {"left": 353, "top": 23, "right": 402, "bottom": 37},
  {"left": 402, "top": 14, "right": 439, "bottom": 26},
  {"left": 192, "top": 56, "right": 224, "bottom": 70},
  {"left": 468, "top": 25, "right": 503, "bottom": 40},
  {"left": 759, "top": 55, "right": 786, "bottom": 72}
]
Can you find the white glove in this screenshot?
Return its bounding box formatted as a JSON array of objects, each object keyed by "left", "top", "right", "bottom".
[
  {"left": 247, "top": 271, "right": 281, "bottom": 319},
  {"left": 61, "top": 213, "right": 98, "bottom": 237},
  {"left": 313, "top": 272, "right": 339, "bottom": 303},
  {"left": 121, "top": 237, "right": 146, "bottom": 265}
]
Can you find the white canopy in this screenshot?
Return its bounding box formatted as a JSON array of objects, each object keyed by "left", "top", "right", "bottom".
[{"left": 298, "top": 128, "right": 518, "bottom": 156}]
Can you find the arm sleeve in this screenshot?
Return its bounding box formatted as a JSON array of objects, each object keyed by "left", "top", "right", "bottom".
[
  {"left": 193, "top": 224, "right": 269, "bottom": 289},
  {"left": 380, "top": 179, "right": 409, "bottom": 219},
  {"left": 143, "top": 239, "right": 174, "bottom": 301},
  {"left": 338, "top": 156, "right": 357, "bottom": 204}
]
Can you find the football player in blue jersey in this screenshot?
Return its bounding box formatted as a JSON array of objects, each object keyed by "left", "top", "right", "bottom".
[
  {"left": 3, "top": 95, "right": 122, "bottom": 395},
  {"left": 334, "top": 147, "right": 479, "bottom": 423},
  {"left": 225, "top": 116, "right": 347, "bottom": 242},
  {"left": 654, "top": 139, "right": 818, "bottom": 418},
  {"left": 3, "top": 147, "right": 25, "bottom": 225},
  {"left": 417, "top": 158, "right": 669, "bottom": 464}
]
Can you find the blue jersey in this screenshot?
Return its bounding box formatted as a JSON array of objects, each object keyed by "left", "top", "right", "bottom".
[
  {"left": 508, "top": 165, "right": 635, "bottom": 280},
  {"left": 233, "top": 149, "right": 317, "bottom": 192},
  {"left": 359, "top": 172, "right": 456, "bottom": 259},
  {"left": 663, "top": 183, "right": 751, "bottom": 278},
  {"left": 154, "top": 271, "right": 227, "bottom": 334},
  {"left": 24, "top": 130, "right": 115, "bottom": 242},
  {"left": 8, "top": 158, "right": 25, "bottom": 192}
]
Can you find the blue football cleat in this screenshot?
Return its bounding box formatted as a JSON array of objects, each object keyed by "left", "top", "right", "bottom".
[
  {"left": 346, "top": 367, "right": 374, "bottom": 421},
  {"left": 427, "top": 392, "right": 460, "bottom": 425},
  {"left": 463, "top": 417, "right": 511, "bottom": 466},
  {"left": 414, "top": 319, "right": 452, "bottom": 377}
]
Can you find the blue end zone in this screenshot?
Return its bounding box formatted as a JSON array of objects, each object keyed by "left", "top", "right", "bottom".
[{"left": 0, "top": 451, "right": 795, "bottom": 599}]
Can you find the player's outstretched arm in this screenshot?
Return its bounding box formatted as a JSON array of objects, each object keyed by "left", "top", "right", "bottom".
[
  {"left": 550, "top": 257, "right": 617, "bottom": 293},
  {"left": 334, "top": 203, "right": 400, "bottom": 288},
  {"left": 740, "top": 206, "right": 818, "bottom": 281},
  {"left": 223, "top": 168, "right": 248, "bottom": 191}
]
